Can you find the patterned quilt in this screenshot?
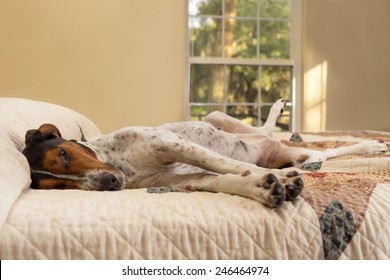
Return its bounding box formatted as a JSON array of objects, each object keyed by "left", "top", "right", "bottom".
[{"left": 286, "top": 131, "right": 390, "bottom": 259}]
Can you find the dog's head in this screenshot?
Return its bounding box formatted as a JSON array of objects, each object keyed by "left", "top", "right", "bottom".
[{"left": 22, "top": 124, "right": 125, "bottom": 191}]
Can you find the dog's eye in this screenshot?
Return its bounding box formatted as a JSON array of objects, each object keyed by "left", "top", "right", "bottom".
[{"left": 59, "top": 149, "right": 69, "bottom": 164}]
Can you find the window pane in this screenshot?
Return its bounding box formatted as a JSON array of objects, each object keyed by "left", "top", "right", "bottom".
[
  {"left": 227, "top": 105, "right": 259, "bottom": 126},
  {"left": 235, "top": 0, "right": 257, "bottom": 18},
  {"left": 189, "top": 17, "right": 222, "bottom": 57},
  {"left": 187, "top": 0, "right": 297, "bottom": 132},
  {"left": 260, "top": 0, "right": 291, "bottom": 19},
  {"left": 190, "top": 64, "right": 225, "bottom": 102},
  {"left": 227, "top": 65, "right": 258, "bottom": 103},
  {"left": 190, "top": 105, "right": 224, "bottom": 121},
  {"left": 189, "top": 0, "right": 222, "bottom": 16},
  {"left": 261, "top": 105, "right": 291, "bottom": 131},
  {"left": 259, "top": 20, "right": 290, "bottom": 59},
  {"left": 261, "top": 66, "right": 292, "bottom": 102},
  {"left": 226, "top": 19, "right": 257, "bottom": 58}
]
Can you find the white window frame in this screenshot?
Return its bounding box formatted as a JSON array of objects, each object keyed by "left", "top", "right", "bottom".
[{"left": 185, "top": 0, "right": 302, "bottom": 131}]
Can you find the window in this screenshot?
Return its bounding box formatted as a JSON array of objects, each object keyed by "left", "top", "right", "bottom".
[{"left": 186, "top": 0, "right": 302, "bottom": 131}]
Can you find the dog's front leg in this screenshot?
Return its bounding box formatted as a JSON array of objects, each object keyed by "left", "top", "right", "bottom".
[
  {"left": 199, "top": 172, "right": 287, "bottom": 207},
  {"left": 149, "top": 171, "right": 286, "bottom": 207},
  {"left": 158, "top": 138, "right": 304, "bottom": 201}
]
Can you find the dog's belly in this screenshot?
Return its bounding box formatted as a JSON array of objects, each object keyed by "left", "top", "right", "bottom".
[{"left": 159, "top": 121, "right": 271, "bottom": 165}]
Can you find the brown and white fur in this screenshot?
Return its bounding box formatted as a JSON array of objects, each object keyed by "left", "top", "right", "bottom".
[{"left": 22, "top": 100, "right": 388, "bottom": 208}]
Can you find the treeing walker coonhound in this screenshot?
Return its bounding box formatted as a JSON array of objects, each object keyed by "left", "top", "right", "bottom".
[{"left": 22, "top": 100, "right": 388, "bottom": 207}]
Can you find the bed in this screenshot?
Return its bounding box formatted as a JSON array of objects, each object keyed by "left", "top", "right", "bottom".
[{"left": 0, "top": 98, "right": 389, "bottom": 260}]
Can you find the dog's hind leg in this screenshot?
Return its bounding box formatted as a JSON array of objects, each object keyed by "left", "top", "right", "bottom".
[
  {"left": 271, "top": 140, "right": 388, "bottom": 166},
  {"left": 204, "top": 99, "right": 286, "bottom": 137},
  {"left": 295, "top": 140, "right": 388, "bottom": 164}
]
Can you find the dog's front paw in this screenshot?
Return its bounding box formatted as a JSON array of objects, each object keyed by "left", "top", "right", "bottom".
[
  {"left": 283, "top": 171, "right": 304, "bottom": 201},
  {"left": 245, "top": 170, "right": 304, "bottom": 207},
  {"left": 272, "top": 169, "right": 304, "bottom": 201},
  {"left": 261, "top": 174, "right": 286, "bottom": 207},
  {"left": 244, "top": 173, "right": 285, "bottom": 207}
]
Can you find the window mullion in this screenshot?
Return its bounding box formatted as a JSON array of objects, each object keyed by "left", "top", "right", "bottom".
[
  {"left": 221, "top": 0, "right": 225, "bottom": 58},
  {"left": 188, "top": 57, "right": 295, "bottom": 66},
  {"left": 223, "top": 64, "right": 227, "bottom": 113},
  {"left": 258, "top": 65, "right": 262, "bottom": 126}
]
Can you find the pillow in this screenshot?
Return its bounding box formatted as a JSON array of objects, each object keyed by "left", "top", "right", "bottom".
[{"left": 0, "top": 98, "right": 101, "bottom": 229}]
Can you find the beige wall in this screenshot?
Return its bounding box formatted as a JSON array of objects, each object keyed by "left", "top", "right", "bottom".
[
  {"left": 0, "top": 0, "right": 186, "bottom": 133},
  {"left": 302, "top": 0, "right": 390, "bottom": 131},
  {"left": 1, "top": 0, "right": 389, "bottom": 133}
]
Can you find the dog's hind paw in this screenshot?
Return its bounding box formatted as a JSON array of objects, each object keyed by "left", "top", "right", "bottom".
[
  {"left": 271, "top": 99, "right": 287, "bottom": 116},
  {"left": 358, "top": 140, "right": 388, "bottom": 154}
]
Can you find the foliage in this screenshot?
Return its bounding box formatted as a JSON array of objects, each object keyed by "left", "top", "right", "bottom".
[{"left": 189, "top": 0, "right": 292, "bottom": 129}]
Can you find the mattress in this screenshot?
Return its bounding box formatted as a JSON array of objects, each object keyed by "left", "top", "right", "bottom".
[{"left": 1, "top": 123, "right": 390, "bottom": 259}]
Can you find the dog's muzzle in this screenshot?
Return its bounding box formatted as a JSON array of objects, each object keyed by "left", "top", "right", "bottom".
[
  {"left": 98, "top": 171, "right": 125, "bottom": 191},
  {"left": 88, "top": 170, "right": 126, "bottom": 191}
]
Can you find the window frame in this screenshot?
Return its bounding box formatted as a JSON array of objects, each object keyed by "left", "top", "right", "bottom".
[{"left": 185, "top": 0, "right": 302, "bottom": 131}]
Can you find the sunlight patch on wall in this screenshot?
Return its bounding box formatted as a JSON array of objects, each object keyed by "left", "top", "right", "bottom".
[{"left": 303, "top": 61, "right": 328, "bottom": 131}]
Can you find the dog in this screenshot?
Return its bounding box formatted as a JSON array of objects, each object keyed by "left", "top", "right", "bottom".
[{"left": 22, "top": 100, "right": 388, "bottom": 207}]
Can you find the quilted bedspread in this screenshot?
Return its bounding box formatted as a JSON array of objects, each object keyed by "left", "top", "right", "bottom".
[{"left": 1, "top": 131, "right": 390, "bottom": 260}]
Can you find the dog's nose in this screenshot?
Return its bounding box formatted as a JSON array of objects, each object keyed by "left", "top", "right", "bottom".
[{"left": 99, "top": 172, "right": 124, "bottom": 191}]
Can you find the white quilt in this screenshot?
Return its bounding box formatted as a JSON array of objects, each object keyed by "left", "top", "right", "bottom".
[
  {"left": 0, "top": 189, "right": 323, "bottom": 259},
  {"left": 0, "top": 98, "right": 389, "bottom": 260},
  {"left": 1, "top": 182, "right": 389, "bottom": 260}
]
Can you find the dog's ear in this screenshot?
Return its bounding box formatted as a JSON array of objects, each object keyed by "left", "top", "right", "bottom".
[
  {"left": 25, "top": 124, "right": 62, "bottom": 146},
  {"left": 25, "top": 129, "right": 38, "bottom": 146},
  {"left": 37, "top": 124, "right": 62, "bottom": 138}
]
